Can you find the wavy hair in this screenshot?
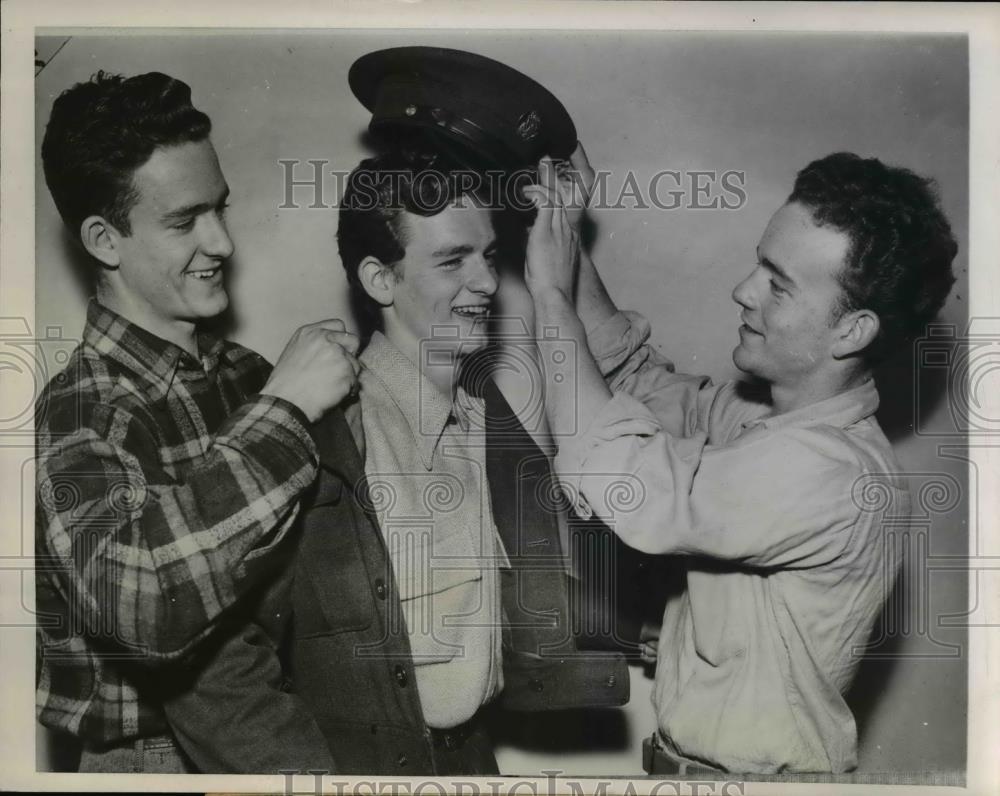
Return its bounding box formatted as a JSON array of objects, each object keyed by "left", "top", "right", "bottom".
[
  {"left": 42, "top": 71, "right": 211, "bottom": 237},
  {"left": 789, "top": 152, "right": 958, "bottom": 361}
]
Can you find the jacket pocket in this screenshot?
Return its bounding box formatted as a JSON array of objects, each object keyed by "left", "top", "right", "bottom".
[{"left": 293, "top": 501, "right": 377, "bottom": 638}]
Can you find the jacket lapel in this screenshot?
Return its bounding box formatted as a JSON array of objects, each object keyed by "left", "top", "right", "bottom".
[{"left": 296, "top": 402, "right": 389, "bottom": 635}]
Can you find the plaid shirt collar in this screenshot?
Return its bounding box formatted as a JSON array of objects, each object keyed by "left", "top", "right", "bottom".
[{"left": 82, "top": 299, "right": 231, "bottom": 403}]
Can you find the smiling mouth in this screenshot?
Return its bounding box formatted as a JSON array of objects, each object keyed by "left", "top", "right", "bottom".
[
  {"left": 187, "top": 267, "right": 222, "bottom": 281},
  {"left": 452, "top": 305, "right": 491, "bottom": 319}
]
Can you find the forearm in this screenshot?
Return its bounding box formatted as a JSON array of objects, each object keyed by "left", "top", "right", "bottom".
[
  {"left": 532, "top": 287, "right": 612, "bottom": 442},
  {"left": 574, "top": 248, "right": 619, "bottom": 334},
  {"left": 37, "top": 395, "right": 319, "bottom": 660},
  {"left": 554, "top": 396, "right": 865, "bottom": 568},
  {"left": 572, "top": 252, "right": 683, "bottom": 398}
]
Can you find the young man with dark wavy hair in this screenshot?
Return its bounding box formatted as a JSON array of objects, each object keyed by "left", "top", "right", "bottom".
[
  {"left": 36, "top": 71, "right": 359, "bottom": 773},
  {"left": 284, "top": 150, "right": 627, "bottom": 774},
  {"left": 522, "top": 150, "right": 958, "bottom": 774}
]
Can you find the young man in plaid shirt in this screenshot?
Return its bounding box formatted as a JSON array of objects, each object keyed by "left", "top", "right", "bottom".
[{"left": 36, "top": 71, "right": 359, "bottom": 772}]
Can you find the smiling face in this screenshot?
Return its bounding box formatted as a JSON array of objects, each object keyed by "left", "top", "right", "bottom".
[
  {"left": 731, "top": 201, "right": 852, "bottom": 393},
  {"left": 381, "top": 196, "right": 499, "bottom": 369},
  {"left": 102, "top": 139, "right": 233, "bottom": 341}
]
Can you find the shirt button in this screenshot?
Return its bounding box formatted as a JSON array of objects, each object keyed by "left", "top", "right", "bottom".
[
  {"left": 605, "top": 675, "right": 617, "bottom": 688},
  {"left": 394, "top": 664, "right": 408, "bottom": 687},
  {"left": 374, "top": 579, "right": 387, "bottom": 600},
  {"left": 397, "top": 753, "right": 408, "bottom": 768},
  {"left": 529, "top": 678, "right": 544, "bottom": 693}
]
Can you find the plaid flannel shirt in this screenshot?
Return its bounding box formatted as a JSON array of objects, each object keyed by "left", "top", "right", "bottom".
[{"left": 35, "top": 300, "right": 319, "bottom": 745}]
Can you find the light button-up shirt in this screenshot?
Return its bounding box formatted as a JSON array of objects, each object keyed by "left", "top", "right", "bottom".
[
  {"left": 555, "top": 311, "right": 907, "bottom": 773},
  {"left": 359, "top": 333, "right": 509, "bottom": 729}
]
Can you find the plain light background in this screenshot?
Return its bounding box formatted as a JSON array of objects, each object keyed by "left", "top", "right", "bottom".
[{"left": 34, "top": 30, "right": 968, "bottom": 778}]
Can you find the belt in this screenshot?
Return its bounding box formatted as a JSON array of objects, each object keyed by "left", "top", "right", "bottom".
[
  {"left": 429, "top": 714, "right": 481, "bottom": 751},
  {"left": 83, "top": 733, "right": 177, "bottom": 754},
  {"left": 642, "top": 733, "right": 723, "bottom": 776}
]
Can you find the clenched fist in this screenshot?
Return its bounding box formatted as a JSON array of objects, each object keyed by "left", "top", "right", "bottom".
[{"left": 261, "top": 319, "right": 361, "bottom": 422}]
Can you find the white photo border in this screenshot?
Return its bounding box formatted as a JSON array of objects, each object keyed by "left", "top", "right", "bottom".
[{"left": 2, "top": 1, "right": 998, "bottom": 794}]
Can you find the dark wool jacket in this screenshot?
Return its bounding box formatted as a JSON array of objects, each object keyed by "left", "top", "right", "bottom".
[{"left": 162, "top": 381, "right": 628, "bottom": 775}]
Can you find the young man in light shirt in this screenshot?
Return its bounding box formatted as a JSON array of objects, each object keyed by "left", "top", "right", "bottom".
[
  {"left": 281, "top": 150, "right": 628, "bottom": 774},
  {"left": 522, "top": 149, "right": 957, "bottom": 773}
]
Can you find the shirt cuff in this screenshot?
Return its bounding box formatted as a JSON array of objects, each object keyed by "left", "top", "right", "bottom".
[
  {"left": 554, "top": 390, "right": 662, "bottom": 520},
  {"left": 586, "top": 310, "right": 653, "bottom": 378}
]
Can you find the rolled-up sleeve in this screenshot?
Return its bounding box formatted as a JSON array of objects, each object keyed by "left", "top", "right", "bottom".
[
  {"left": 586, "top": 310, "right": 659, "bottom": 382},
  {"left": 585, "top": 311, "right": 723, "bottom": 438},
  {"left": 554, "top": 390, "right": 865, "bottom": 569}
]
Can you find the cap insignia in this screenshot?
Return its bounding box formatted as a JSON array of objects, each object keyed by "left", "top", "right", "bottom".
[{"left": 516, "top": 109, "right": 542, "bottom": 141}]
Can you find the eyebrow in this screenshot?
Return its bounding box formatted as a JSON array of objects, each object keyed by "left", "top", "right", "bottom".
[
  {"left": 757, "top": 248, "right": 795, "bottom": 286},
  {"left": 161, "top": 186, "right": 230, "bottom": 223},
  {"left": 431, "top": 239, "right": 499, "bottom": 259}
]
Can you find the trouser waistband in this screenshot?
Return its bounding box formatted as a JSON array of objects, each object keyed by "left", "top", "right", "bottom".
[
  {"left": 78, "top": 732, "right": 190, "bottom": 774},
  {"left": 642, "top": 732, "right": 724, "bottom": 776},
  {"left": 429, "top": 713, "right": 482, "bottom": 751}
]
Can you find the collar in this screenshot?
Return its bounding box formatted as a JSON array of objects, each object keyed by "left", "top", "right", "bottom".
[
  {"left": 741, "top": 378, "right": 880, "bottom": 434},
  {"left": 82, "top": 299, "right": 230, "bottom": 402},
  {"left": 360, "top": 332, "right": 478, "bottom": 470}
]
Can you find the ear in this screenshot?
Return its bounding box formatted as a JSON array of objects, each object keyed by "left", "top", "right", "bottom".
[
  {"left": 358, "top": 256, "right": 397, "bottom": 307},
  {"left": 831, "top": 308, "right": 880, "bottom": 359},
  {"left": 80, "top": 215, "right": 122, "bottom": 269}
]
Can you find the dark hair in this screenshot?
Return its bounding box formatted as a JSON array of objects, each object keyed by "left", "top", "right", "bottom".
[
  {"left": 41, "top": 71, "right": 212, "bottom": 238},
  {"left": 337, "top": 148, "right": 499, "bottom": 335},
  {"left": 789, "top": 152, "right": 958, "bottom": 362}
]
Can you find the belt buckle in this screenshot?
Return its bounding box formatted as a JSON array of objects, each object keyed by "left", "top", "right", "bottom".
[
  {"left": 433, "top": 716, "right": 475, "bottom": 751},
  {"left": 431, "top": 726, "right": 458, "bottom": 750},
  {"left": 141, "top": 735, "right": 176, "bottom": 752}
]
